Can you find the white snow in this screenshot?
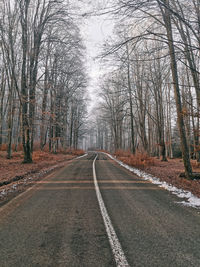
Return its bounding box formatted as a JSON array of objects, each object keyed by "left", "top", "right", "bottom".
[
  {"left": 12, "top": 184, "right": 17, "bottom": 190},
  {"left": 104, "top": 152, "right": 200, "bottom": 209},
  {"left": 0, "top": 189, "right": 6, "bottom": 196}
]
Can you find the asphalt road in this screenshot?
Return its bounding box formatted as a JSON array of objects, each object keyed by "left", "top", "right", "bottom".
[{"left": 0, "top": 152, "right": 200, "bottom": 267}]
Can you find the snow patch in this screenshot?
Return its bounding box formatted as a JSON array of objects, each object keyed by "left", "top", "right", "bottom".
[
  {"left": 12, "top": 184, "right": 17, "bottom": 190},
  {"left": 0, "top": 189, "right": 6, "bottom": 197},
  {"left": 105, "top": 152, "right": 200, "bottom": 209}
]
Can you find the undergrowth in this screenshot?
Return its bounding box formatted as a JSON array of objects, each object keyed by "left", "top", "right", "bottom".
[
  {"left": 114, "top": 150, "right": 155, "bottom": 169},
  {"left": 0, "top": 144, "right": 84, "bottom": 162}
]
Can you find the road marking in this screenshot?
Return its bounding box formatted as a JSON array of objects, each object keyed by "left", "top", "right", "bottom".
[
  {"left": 34, "top": 180, "right": 150, "bottom": 184},
  {"left": 36, "top": 186, "right": 160, "bottom": 190},
  {"left": 75, "top": 153, "right": 88, "bottom": 159},
  {"left": 93, "top": 154, "right": 130, "bottom": 267}
]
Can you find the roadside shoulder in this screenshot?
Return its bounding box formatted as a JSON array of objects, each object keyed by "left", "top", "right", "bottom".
[
  {"left": 102, "top": 152, "right": 200, "bottom": 209},
  {"left": 0, "top": 153, "right": 88, "bottom": 207}
]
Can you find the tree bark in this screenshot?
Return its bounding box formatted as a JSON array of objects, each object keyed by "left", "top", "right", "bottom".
[{"left": 160, "top": 0, "right": 192, "bottom": 178}]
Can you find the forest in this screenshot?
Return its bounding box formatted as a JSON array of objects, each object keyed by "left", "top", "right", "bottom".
[
  {"left": 0, "top": 0, "right": 200, "bottom": 180},
  {"left": 1, "top": 2, "right": 200, "bottom": 266},
  {"left": 0, "top": 0, "right": 88, "bottom": 163},
  {"left": 88, "top": 0, "right": 200, "bottom": 179}
]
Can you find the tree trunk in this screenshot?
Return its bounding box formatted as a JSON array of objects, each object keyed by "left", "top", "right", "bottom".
[
  {"left": 126, "top": 44, "right": 135, "bottom": 154},
  {"left": 40, "top": 50, "right": 49, "bottom": 150},
  {"left": 20, "top": 0, "right": 32, "bottom": 163},
  {"left": 161, "top": 0, "right": 192, "bottom": 178}
]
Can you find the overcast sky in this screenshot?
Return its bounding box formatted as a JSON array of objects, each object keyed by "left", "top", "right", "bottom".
[{"left": 79, "top": 3, "right": 114, "bottom": 112}]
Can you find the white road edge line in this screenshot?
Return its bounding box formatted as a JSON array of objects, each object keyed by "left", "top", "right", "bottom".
[
  {"left": 102, "top": 152, "right": 200, "bottom": 209},
  {"left": 75, "top": 153, "right": 88, "bottom": 159},
  {"left": 93, "top": 154, "right": 130, "bottom": 267}
]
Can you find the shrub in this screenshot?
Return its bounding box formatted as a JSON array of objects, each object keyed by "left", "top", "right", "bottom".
[
  {"left": 114, "top": 150, "right": 155, "bottom": 169},
  {"left": 0, "top": 144, "right": 7, "bottom": 151}
]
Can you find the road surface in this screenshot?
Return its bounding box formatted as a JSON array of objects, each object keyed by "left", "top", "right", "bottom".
[{"left": 0, "top": 152, "right": 200, "bottom": 266}]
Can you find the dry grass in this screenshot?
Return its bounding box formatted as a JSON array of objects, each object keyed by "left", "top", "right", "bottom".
[
  {"left": 0, "top": 148, "right": 85, "bottom": 186},
  {"left": 191, "top": 160, "right": 200, "bottom": 169},
  {"left": 113, "top": 150, "right": 200, "bottom": 198},
  {"left": 64, "top": 148, "right": 85, "bottom": 156},
  {"left": 144, "top": 158, "right": 200, "bottom": 198},
  {"left": 32, "top": 151, "right": 55, "bottom": 161},
  {"left": 0, "top": 144, "right": 24, "bottom": 151},
  {"left": 114, "top": 150, "right": 155, "bottom": 169}
]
